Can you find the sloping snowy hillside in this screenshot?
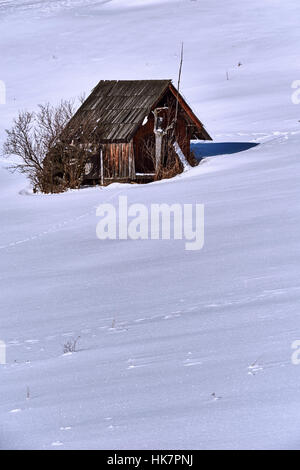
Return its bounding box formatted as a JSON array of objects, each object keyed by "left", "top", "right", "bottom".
[{"left": 1, "top": 0, "right": 300, "bottom": 450}]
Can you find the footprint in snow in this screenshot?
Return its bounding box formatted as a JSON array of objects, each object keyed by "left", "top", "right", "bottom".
[
  {"left": 183, "top": 352, "right": 202, "bottom": 367},
  {"left": 248, "top": 359, "right": 286, "bottom": 375},
  {"left": 127, "top": 358, "right": 147, "bottom": 370},
  {"left": 184, "top": 360, "right": 202, "bottom": 367},
  {"left": 248, "top": 364, "right": 263, "bottom": 376},
  {"left": 248, "top": 358, "right": 263, "bottom": 376},
  {"left": 211, "top": 393, "right": 222, "bottom": 401},
  {"left": 108, "top": 424, "right": 120, "bottom": 430},
  {"left": 8, "top": 340, "right": 21, "bottom": 346},
  {"left": 51, "top": 441, "right": 63, "bottom": 447},
  {"left": 127, "top": 363, "right": 146, "bottom": 370},
  {"left": 163, "top": 314, "right": 181, "bottom": 320}
]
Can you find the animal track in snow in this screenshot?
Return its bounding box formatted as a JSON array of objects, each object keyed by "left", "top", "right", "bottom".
[
  {"left": 1, "top": 189, "right": 125, "bottom": 252},
  {"left": 51, "top": 441, "right": 64, "bottom": 447},
  {"left": 211, "top": 393, "right": 222, "bottom": 401},
  {"left": 184, "top": 360, "right": 202, "bottom": 367},
  {"left": 183, "top": 352, "right": 202, "bottom": 367},
  {"left": 248, "top": 358, "right": 264, "bottom": 376},
  {"left": 8, "top": 340, "right": 20, "bottom": 345},
  {"left": 127, "top": 360, "right": 147, "bottom": 370}
]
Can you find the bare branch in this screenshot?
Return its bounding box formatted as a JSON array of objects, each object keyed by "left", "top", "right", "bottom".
[{"left": 2, "top": 97, "right": 93, "bottom": 193}]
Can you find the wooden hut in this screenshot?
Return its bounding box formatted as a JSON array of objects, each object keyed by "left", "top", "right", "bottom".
[{"left": 59, "top": 79, "right": 212, "bottom": 185}]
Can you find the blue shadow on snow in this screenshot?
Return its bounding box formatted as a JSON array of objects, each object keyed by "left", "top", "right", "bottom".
[{"left": 191, "top": 141, "right": 259, "bottom": 161}]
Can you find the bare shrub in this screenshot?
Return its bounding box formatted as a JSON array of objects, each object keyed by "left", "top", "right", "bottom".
[
  {"left": 63, "top": 336, "right": 80, "bottom": 354},
  {"left": 3, "top": 100, "right": 75, "bottom": 192},
  {"left": 3, "top": 99, "right": 100, "bottom": 193},
  {"left": 43, "top": 114, "right": 102, "bottom": 193},
  {"left": 155, "top": 143, "right": 183, "bottom": 181}
]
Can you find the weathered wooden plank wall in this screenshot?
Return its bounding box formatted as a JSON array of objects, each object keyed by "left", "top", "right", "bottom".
[{"left": 103, "top": 141, "right": 135, "bottom": 179}]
